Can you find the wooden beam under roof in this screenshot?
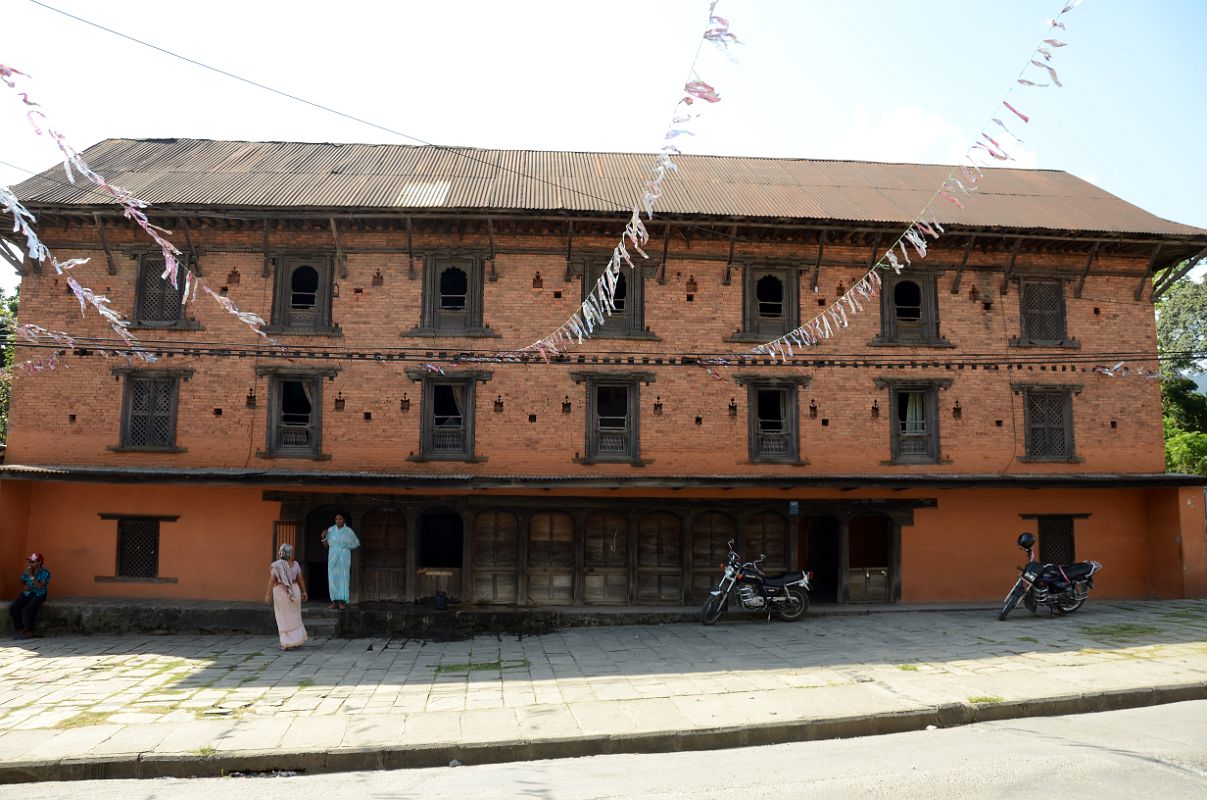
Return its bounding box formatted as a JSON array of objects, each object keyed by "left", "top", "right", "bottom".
[
  {"left": 949, "top": 235, "right": 976, "bottom": 293},
  {"left": 810, "top": 229, "right": 827, "bottom": 292},
  {"left": 1151, "top": 246, "right": 1207, "bottom": 301},
  {"left": 997, "top": 237, "right": 1024, "bottom": 295},
  {"left": 1073, "top": 241, "right": 1101, "bottom": 298},
  {"left": 0, "top": 238, "right": 26, "bottom": 275},
  {"left": 1133, "top": 242, "right": 1163, "bottom": 301},
  {"left": 93, "top": 213, "right": 117, "bottom": 275}
]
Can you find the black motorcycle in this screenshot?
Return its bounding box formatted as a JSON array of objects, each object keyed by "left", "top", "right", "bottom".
[
  {"left": 998, "top": 532, "right": 1102, "bottom": 621},
  {"left": 701, "top": 540, "right": 810, "bottom": 624}
]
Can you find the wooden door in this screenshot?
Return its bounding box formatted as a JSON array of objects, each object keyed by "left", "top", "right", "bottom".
[
  {"left": 637, "top": 512, "right": 683, "bottom": 604},
  {"left": 584, "top": 511, "right": 629, "bottom": 604},
  {"left": 690, "top": 512, "right": 735, "bottom": 601},
  {"left": 527, "top": 511, "right": 574, "bottom": 605},
  {"left": 360, "top": 507, "right": 407, "bottom": 601},
  {"left": 472, "top": 511, "right": 519, "bottom": 604},
  {"left": 744, "top": 511, "right": 789, "bottom": 573}
]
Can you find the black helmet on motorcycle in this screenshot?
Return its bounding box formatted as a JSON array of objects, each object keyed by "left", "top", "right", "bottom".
[{"left": 1017, "top": 532, "right": 1036, "bottom": 549}]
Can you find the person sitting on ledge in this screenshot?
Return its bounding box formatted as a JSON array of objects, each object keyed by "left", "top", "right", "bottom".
[{"left": 10, "top": 552, "right": 50, "bottom": 639}]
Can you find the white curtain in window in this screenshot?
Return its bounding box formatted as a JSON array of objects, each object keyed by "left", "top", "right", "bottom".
[{"left": 904, "top": 392, "right": 926, "bottom": 433}]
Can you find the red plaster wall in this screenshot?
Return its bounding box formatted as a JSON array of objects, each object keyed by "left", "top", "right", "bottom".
[{"left": 21, "top": 483, "right": 281, "bottom": 602}]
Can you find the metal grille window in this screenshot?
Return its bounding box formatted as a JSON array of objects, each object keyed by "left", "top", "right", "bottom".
[
  {"left": 121, "top": 375, "right": 179, "bottom": 449},
  {"left": 1038, "top": 516, "right": 1075, "bottom": 564},
  {"left": 135, "top": 257, "right": 183, "bottom": 325},
  {"left": 1019, "top": 279, "right": 1067, "bottom": 343},
  {"left": 117, "top": 518, "right": 160, "bottom": 578},
  {"left": 1024, "top": 389, "right": 1074, "bottom": 460}
]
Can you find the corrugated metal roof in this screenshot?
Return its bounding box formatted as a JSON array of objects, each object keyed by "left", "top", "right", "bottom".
[{"left": 12, "top": 138, "right": 1207, "bottom": 237}]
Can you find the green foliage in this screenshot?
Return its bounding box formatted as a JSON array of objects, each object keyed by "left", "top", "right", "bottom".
[
  {"left": 1166, "top": 430, "right": 1207, "bottom": 475},
  {"left": 0, "top": 286, "right": 16, "bottom": 443},
  {"left": 1161, "top": 376, "right": 1207, "bottom": 434},
  {"left": 1155, "top": 272, "right": 1207, "bottom": 376}
]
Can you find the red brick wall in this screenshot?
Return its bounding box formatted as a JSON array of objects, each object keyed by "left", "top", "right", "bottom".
[{"left": 6, "top": 220, "right": 1164, "bottom": 475}]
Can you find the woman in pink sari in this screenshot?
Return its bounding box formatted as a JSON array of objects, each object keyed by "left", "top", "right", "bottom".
[{"left": 265, "top": 543, "right": 308, "bottom": 650}]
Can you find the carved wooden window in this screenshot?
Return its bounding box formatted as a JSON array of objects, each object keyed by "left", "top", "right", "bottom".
[
  {"left": 583, "top": 380, "right": 641, "bottom": 463},
  {"left": 1038, "top": 516, "right": 1075, "bottom": 564},
  {"left": 360, "top": 507, "right": 407, "bottom": 602},
  {"left": 582, "top": 260, "right": 646, "bottom": 337},
  {"left": 268, "top": 375, "right": 322, "bottom": 457},
  {"left": 120, "top": 374, "right": 180, "bottom": 450},
  {"left": 418, "top": 254, "right": 487, "bottom": 334},
  {"left": 1018, "top": 279, "right": 1068, "bottom": 344},
  {"left": 271, "top": 256, "right": 335, "bottom": 333},
  {"left": 117, "top": 518, "right": 160, "bottom": 578},
  {"left": 879, "top": 272, "right": 944, "bottom": 345},
  {"left": 690, "top": 511, "right": 736, "bottom": 601},
  {"left": 890, "top": 384, "right": 940, "bottom": 463},
  {"left": 743, "top": 512, "right": 788, "bottom": 573},
  {"left": 637, "top": 512, "right": 682, "bottom": 603},
  {"left": 1023, "top": 389, "right": 1075, "bottom": 460},
  {"left": 584, "top": 511, "right": 628, "bottom": 604},
  {"left": 134, "top": 256, "right": 184, "bottom": 326},
  {"left": 742, "top": 267, "right": 798, "bottom": 338},
  {"left": 421, "top": 379, "right": 476, "bottom": 459},
  {"left": 749, "top": 385, "right": 798, "bottom": 462}
]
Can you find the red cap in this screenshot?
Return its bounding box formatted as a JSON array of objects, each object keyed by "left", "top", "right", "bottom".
[{"left": 26, "top": 552, "right": 43, "bottom": 563}]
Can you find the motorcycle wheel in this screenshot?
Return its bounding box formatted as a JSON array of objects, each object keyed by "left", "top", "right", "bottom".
[
  {"left": 773, "top": 588, "right": 809, "bottom": 622},
  {"left": 701, "top": 593, "right": 727, "bottom": 625},
  {"left": 998, "top": 580, "right": 1025, "bottom": 621},
  {"left": 1053, "top": 597, "right": 1085, "bottom": 615},
  {"left": 1023, "top": 591, "right": 1037, "bottom": 615}
]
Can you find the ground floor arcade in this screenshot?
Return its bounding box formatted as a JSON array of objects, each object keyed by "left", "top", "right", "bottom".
[{"left": 0, "top": 473, "right": 1203, "bottom": 606}]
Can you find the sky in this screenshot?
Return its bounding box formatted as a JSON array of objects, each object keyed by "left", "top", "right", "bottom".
[{"left": 2, "top": 0, "right": 1206, "bottom": 298}]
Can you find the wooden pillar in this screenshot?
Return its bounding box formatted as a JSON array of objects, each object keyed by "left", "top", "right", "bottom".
[
  {"left": 405, "top": 506, "right": 420, "bottom": 603},
  {"left": 460, "top": 507, "right": 475, "bottom": 604},
  {"left": 516, "top": 510, "right": 530, "bottom": 608},
  {"left": 627, "top": 508, "right": 639, "bottom": 604},
  {"left": 680, "top": 510, "right": 696, "bottom": 605},
  {"left": 890, "top": 514, "right": 904, "bottom": 603},
  {"left": 572, "top": 509, "right": 585, "bottom": 606}
]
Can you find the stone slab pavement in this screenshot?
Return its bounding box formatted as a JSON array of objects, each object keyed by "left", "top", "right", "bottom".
[{"left": 0, "top": 599, "right": 1205, "bottom": 783}]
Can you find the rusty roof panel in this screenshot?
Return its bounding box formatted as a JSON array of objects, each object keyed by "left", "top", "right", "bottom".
[{"left": 12, "top": 138, "right": 1207, "bottom": 237}]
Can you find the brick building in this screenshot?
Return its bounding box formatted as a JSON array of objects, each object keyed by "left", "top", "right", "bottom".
[{"left": 1, "top": 138, "right": 1205, "bottom": 607}]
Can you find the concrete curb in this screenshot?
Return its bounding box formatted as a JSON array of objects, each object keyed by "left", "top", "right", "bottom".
[{"left": 1, "top": 680, "right": 1203, "bottom": 784}]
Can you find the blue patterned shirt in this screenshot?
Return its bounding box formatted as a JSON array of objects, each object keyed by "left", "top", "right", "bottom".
[{"left": 20, "top": 567, "right": 50, "bottom": 598}]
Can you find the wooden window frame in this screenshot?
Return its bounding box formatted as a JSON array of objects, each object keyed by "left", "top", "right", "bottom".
[
  {"left": 572, "top": 370, "right": 654, "bottom": 465},
  {"left": 257, "top": 366, "right": 338, "bottom": 460},
  {"left": 406, "top": 368, "right": 492, "bottom": 462},
  {"left": 409, "top": 252, "right": 495, "bottom": 337},
  {"left": 1011, "top": 278, "right": 1077, "bottom": 348},
  {"left": 132, "top": 254, "right": 197, "bottom": 329},
  {"left": 579, "top": 257, "right": 654, "bottom": 339},
  {"left": 735, "top": 373, "right": 810, "bottom": 465},
  {"left": 116, "top": 517, "right": 161, "bottom": 579},
  {"left": 876, "top": 377, "right": 951, "bottom": 465},
  {"left": 1016, "top": 384, "right": 1081, "bottom": 463},
  {"left": 874, "top": 270, "right": 950, "bottom": 347},
  {"left": 267, "top": 254, "right": 338, "bottom": 335},
  {"left": 113, "top": 367, "right": 192, "bottom": 453},
  {"left": 731, "top": 265, "right": 800, "bottom": 341}
]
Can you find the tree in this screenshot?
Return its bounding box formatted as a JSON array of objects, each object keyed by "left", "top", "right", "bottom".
[
  {"left": 1155, "top": 271, "right": 1207, "bottom": 376},
  {"left": 1166, "top": 430, "right": 1207, "bottom": 475},
  {"left": 0, "top": 286, "right": 17, "bottom": 442}
]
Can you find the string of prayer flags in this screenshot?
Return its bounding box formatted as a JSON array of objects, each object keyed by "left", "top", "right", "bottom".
[
  {"left": 752, "top": 0, "right": 1083, "bottom": 363},
  {"left": 513, "top": 2, "right": 737, "bottom": 362}
]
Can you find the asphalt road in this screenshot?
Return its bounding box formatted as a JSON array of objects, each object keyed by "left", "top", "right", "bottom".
[{"left": 7, "top": 700, "right": 1207, "bottom": 799}]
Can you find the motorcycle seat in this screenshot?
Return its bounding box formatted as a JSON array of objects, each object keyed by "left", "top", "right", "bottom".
[
  {"left": 761, "top": 571, "right": 805, "bottom": 588},
  {"left": 1063, "top": 562, "right": 1097, "bottom": 580}
]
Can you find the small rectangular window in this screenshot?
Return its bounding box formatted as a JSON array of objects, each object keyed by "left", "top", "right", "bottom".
[
  {"left": 879, "top": 272, "right": 945, "bottom": 345},
  {"left": 741, "top": 267, "right": 799, "bottom": 338},
  {"left": 1038, "top": 516, "right": 1075, "bottom": 564},
  {"left": 1019, "top": 279, "right": 1067, "bottom": 344},
  {"left": 268, "top": 375, "right": 321, "bottom": 457},
  {"left": 117, "top": 518, "right": 160, "bottom": 578},
  {"left": 1024, "top": 389, "right": 1075, "bottom": 460},
  {"left": 135, "top": 257, "right": 184, "bottom": 326},
  {"left": 270, "top": 256, "right": 335, "bottom": 333},
  {"left": 423, "top": 380, "right": 474, "bottom": 457},
  {"left": 121, "top": 375, "right": 180, "bottom": 450},
  {"left": 416, "top": 255, "right": 489, "bottom": 335},
  {"left": 594, "top": 385, "right": 631, "bottom": 456},
  {"left": 751, "top": 387, "right": 798, "bottom": 461},
  {"left": 887, "top": 384, "right": 940, "bottom": 463}
]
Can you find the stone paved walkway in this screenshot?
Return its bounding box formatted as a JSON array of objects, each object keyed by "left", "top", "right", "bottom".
[{"left": 0, "top": 599, "right": 1205, "bottom": 781}]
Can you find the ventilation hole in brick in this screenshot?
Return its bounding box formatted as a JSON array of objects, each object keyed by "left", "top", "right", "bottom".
[
  {"left": 213, "top": 408, "right": 222, "bottom": 417},
  {"left": 528, "top": 414, "right": 537, "bottom": 423},
  {"left": 363, "top": 411, "right": 372, "bottom": 421},
  {"left": 821, "top": 418, "right": 830, "bottom": 426},
  {"left": 353, "top": 287, "right": 364, "bottom": 294},
  {"left": 553, "top": 290, "right": 563, "bottom": 299},
  {"left": 694, "top": 416, "right": 703, "bottom": 425},
  {"left": 817, "top": 298, "right": 827, "bottom": 306},
  {"left": 995, "top": 419, "right": 1004, "bottom": 427},
  {"left": 686, "top": 294, "right": 695, "bottom": 302},
  {"left": 68, "top": 414, "right": 77, "bottom": 423},
  {"left": 1110, "top": 420, "right": 1118, "bottom": 429}
]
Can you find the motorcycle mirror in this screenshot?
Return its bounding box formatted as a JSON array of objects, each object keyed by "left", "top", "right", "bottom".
[
  {"left": 759, "top": 553, "right": 766, "bottom": 560},
  {"left": 727, "top": 539, "right": 735, "bottom": 549}
]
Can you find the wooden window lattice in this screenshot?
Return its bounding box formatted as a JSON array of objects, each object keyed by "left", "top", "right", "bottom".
[
  {"left": 117, "top": 518, "right": 160, "bottom": 578},
  {"left": 1038, "top": 517, "right": 1075, "bottom": 565},
  {"left": 1021, "top": 280, "right": 1064, "bottom": 341},
  {"left": 137, "top": 259, "right": 183, "bottom": 324},
  {"left": 126, "top": 377, "right": 176, "bottom": 448},
  {"left": 1026, "top": 391, "right": 1071, "bottom": 458}
]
